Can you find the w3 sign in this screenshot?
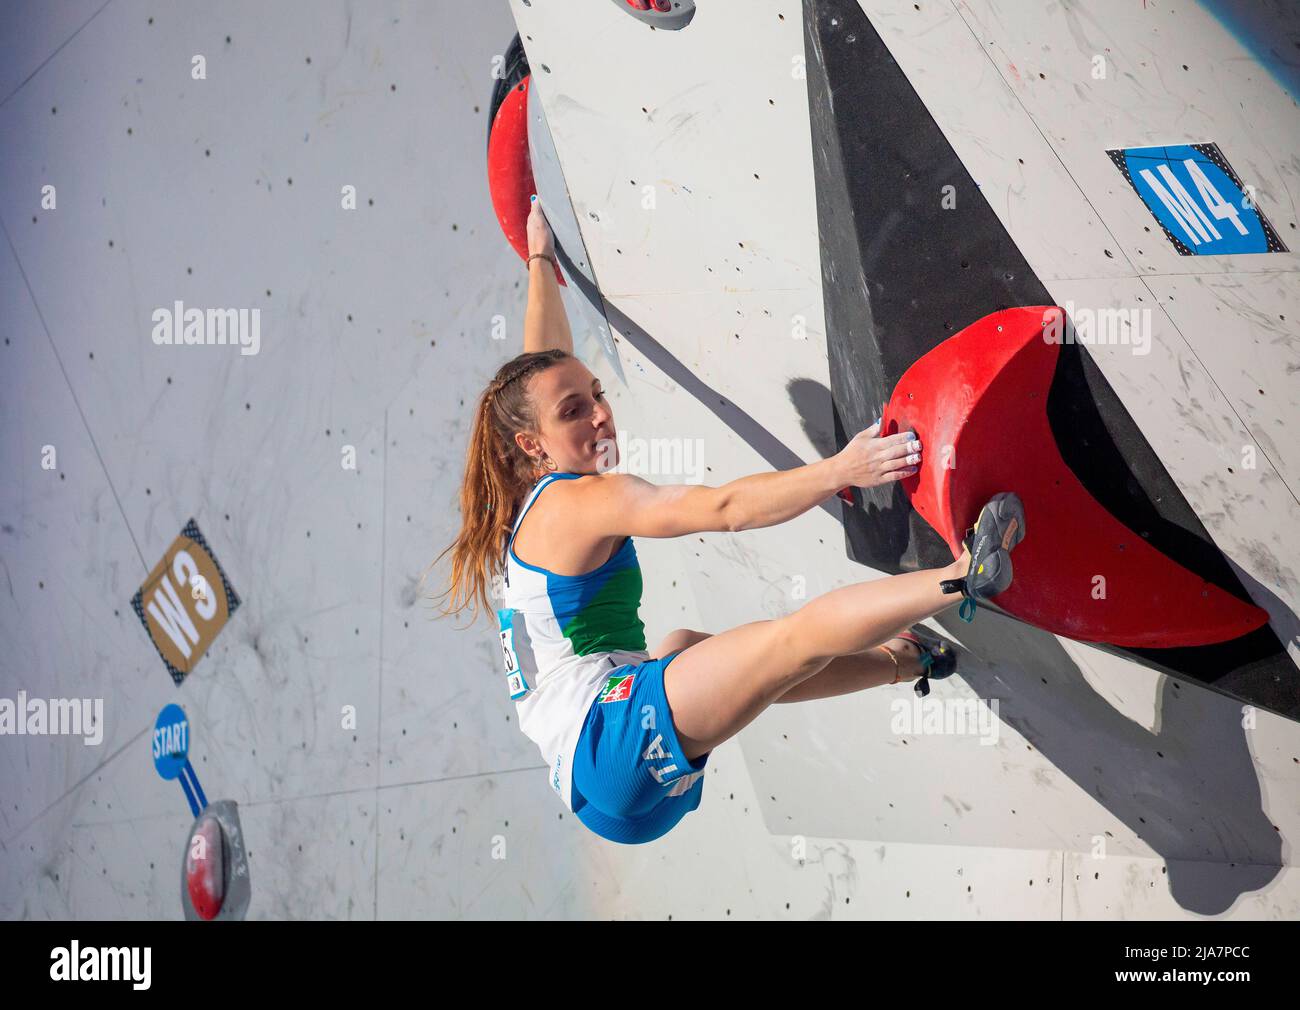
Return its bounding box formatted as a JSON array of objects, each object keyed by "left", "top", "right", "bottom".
[
  {"left": 131, "top": 519, "right": 241, "bottom": 685},
  {"left": 1108, "top": 143, "right": 1287, "bottom": 256}
]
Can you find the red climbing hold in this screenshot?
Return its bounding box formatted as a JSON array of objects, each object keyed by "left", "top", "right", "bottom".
[
  {"left": 884, "top": 306, "right": 1269, "bottom": 648},
  {"left": 185, "top": 813, "right": 226, "bottom": 921},
  {"left": 486, "top": 75, "right": 565, "bottom": 286}
]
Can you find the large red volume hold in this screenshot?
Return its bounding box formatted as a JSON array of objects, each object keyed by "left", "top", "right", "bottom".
[{"left": 886, "top": 305, "right": 1269, "bottom": 647}]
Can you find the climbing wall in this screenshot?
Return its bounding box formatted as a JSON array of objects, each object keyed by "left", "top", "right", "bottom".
[
  {"left": 502, "top": 0, "right": 1300, "bottom": 915},
  {"left": 0, "top": 0, "right": 1296, "bottom": 921}
]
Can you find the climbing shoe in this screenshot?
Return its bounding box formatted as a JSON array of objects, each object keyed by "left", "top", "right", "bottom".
[
  {"left": 940, "top": 491, "right": 1025, "bottom": 623},
  {"left": 885, "top": 627, "right": 958, "bottom": 698}
]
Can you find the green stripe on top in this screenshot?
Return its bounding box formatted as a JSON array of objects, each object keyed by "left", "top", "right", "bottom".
[{"left": 560, "top": 564, "right": 647, "bottom": 655}]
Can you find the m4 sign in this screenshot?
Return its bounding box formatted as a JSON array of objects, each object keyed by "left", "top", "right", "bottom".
[{"left": 1108, "top": 143, "right": 1287, "bottom": 256}]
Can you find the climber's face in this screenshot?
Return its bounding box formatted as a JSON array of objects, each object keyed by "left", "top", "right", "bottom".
[{"left": 516, "top": 357, "right": 617, "bottom": 476}]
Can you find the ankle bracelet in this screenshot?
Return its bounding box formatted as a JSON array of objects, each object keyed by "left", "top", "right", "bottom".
[{"left": 878, "top": 644, "right": 903, "bottom": 685}]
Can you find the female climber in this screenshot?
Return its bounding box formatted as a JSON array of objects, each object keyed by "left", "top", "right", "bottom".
[{"left": 432, "top": 197, "right": 1025, "bottom": 845}]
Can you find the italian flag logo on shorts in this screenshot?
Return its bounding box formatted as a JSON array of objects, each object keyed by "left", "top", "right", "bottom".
[{"left": 599, "top": 673, "right": 635, "bottom": 704}]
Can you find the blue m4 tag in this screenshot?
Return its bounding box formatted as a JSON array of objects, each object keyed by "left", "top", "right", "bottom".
[{"left": 497, "top": 608, "right": 531, "bottom": 700}]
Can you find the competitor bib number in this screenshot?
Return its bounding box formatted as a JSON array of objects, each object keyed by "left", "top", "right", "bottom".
[{"left": 496, "top": 608, "right": 531, "bottom": 700}]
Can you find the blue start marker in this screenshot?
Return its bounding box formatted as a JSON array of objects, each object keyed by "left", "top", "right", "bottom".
[
  {"left": 153, "top": 703, "right": 207, "bottom": 816},
  {"left": 1107, "top": 143, "right": 1287, "bottom": 256},
  {"left": 153, "top": 704, "right": 189, "bottom": 779}
]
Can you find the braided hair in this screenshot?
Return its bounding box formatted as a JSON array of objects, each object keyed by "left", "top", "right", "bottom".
[{"left": 428, "top": 349, "right": 571, "bottom": 623}]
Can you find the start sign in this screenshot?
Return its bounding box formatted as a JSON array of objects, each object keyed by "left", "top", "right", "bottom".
[
  {"left": 152, "top": 702, "right": 209, "bottom": 817},
  {"left": 153, "top": 703, "right": 189, "bottom": 780},
  {"left": 131, "top": 518, "right": 240, "bottom": 685},
  {"left": 1108, "top": 143, "right": 1287, "bottom": 256}
]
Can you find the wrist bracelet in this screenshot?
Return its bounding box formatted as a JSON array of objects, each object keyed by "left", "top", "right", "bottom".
[{"left": 527, "top": 252, "right": 556, "bottom": 270}]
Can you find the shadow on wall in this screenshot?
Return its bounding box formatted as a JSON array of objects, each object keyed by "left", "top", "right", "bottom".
[
  {"left": 931, "top": 607, "right": 1281, "bottom": 916},
  {"left": 797, "top": 372, "right": 1282, "bottom": 914},
  {"left": 586, "top": 275, "right": 1281, "bottom": 913}
]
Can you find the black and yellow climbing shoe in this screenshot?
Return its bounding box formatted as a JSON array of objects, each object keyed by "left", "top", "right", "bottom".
[{"left": 940, "top": 492, "right": 1026, "bottom": 622}]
